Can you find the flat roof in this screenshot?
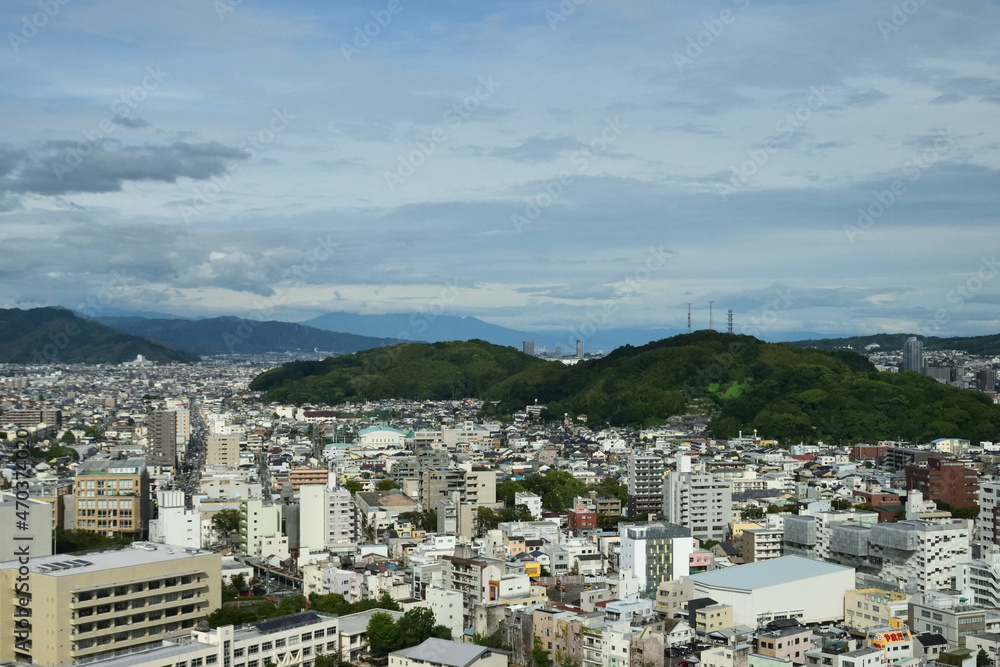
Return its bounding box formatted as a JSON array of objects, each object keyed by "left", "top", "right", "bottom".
[
  {"left": 400, "top": 638, "right": 506, "bottom": 667},
  {"left": 0, "top": 542, "right": 213, "bottom": 576},
  {"left": 338, "top": 608, "right": 405, "bottom": 635},
  {"left": 689, "top": 555, "right": 853, "bottom": 591}
]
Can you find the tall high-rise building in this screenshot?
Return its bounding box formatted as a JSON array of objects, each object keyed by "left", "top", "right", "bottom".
[
  {"left": 977, "top": 369, "right": 997, "bottom": 392},
  {"left": 299, "top": 479, "right": 357, "bottom": 553},
  {"left": 576, "top": 339, "right": 584, "bottom": 359},
  {"left": 661, "top": 455, "right": 733, "bottom": 541},
  {"left": 147, "top": 410, "right": 178, "bottom": 468},
  {"left": 627, "top": 452, "right": 665, "bottom": 518},
  {"left": 901, "top": 336, "right": 924, "bottom": 374},
  {"left": 522, "top": 341, "right": 535, "bottom": 356}
]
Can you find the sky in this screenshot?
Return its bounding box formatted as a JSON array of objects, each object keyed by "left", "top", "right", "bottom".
[{"left": 2, "top": 0, "right": 1000, "bottom": 340}]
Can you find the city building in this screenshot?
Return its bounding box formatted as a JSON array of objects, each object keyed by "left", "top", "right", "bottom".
[
  {"left": 908, "top": 592, "right": 995, "bottom": 648},
  {"left": 205, "top": 434, "right": 240, "bottom": 467},
  {"left": 901, "top": 337, "right": 924, "bottom": 374},
  {"left": 147, "top": 410, "right": 178, "bottom": 468},
  {"left": 740, "top": 528, "right": 784, "bottom": 563},
  {"left": 956, "top": 547, "right": 1000, "bottom": 608},
  {"left": 905, "top": 457, "right": 978, "bottom": 508},
  {"left": 628, "top": 452, "right": 665, "bottom": 518},
  {"left": 757, "top": 624, "right": 813, "bottom": 664},
  {"left": 977, "top": 479, "right": 1000, "bottom": 545},
  {"left": 844, "top": 589, "right": 908, "bottom": 631},
  {"left": 662, "top": 454, "right": 733, "bottom": 541},
  {"left": 514, "top": 492, "right": 542, "bottom": 519},
  {"left": 0, "top": 542, "right": 221, "bottom": 666},
  {"left": 689, "top": 556, "right": 856, "bottom": 627},
  {"left": 618, "top": 521, "right": 694, "bottom": 595},
  {"left": 148, "top": 489, "right": 202, "bottom": 548},
  {"left": 0, "top": 491, "right": 53, "bottom": 560},
  {"left": 567, "top": 505, "right": 597, "bottom": 536},
  {"left": 289, "top": 466, "right": 329, "bottom": 491},
  {"left": 389, "top": 637, "right": 509, "bottom": 667},
  {"left": 239, "top": 498, "right": 284, "bottom": 558},
  {"left": 522, "top": 341, "right": 535, "bottom": 356},
  {"left": 73, "top": 458, "right": 151, "bottom": 538}
]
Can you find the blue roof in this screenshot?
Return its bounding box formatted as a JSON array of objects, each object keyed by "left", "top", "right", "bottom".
[{"left": 689, "top": 555, "right": 853, "bottom": 591}]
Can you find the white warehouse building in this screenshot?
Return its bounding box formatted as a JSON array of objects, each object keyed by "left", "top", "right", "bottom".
[{"left": 689, "top": 555, "right": 855, "bottom": 626}]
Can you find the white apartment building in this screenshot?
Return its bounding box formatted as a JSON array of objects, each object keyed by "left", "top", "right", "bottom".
[
  {"left": 957, "top": 546, "right": 1000, "bottom": 608},
  {"left": 662, "top": 455, "right": 733, "bottom": 541},
  {"left": 299, "top": 481, "right": 357, "bottom": 553},
  {"left": 514, "top": 491, "right": 543, "bottom": 519},
  {"left": 618, "top": 522, "right": 694, "bottom": 594},
  {"left": 239, "top": 498, "right": 283, "bottom": 558},
  {"left": 149, "top": 490, "right": 202, "bottom": 548},
  {"left": 977, "top": 479, "right": 1000, "bottom": 545}
]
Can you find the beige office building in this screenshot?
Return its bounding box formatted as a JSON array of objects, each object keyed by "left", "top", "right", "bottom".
[
  {"left": 206, "top": 434, "right": 241, "bottom": 467},
  {"left": 73, "top": 458, "right": 151, "bottom": 538},
  {"left": 0, "top": 542, "right": 221, "bottom": 666}
]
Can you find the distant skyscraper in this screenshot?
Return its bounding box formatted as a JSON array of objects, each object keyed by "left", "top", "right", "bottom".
[
  {"left": 576, "top": 339, "right": 584, "bottom": 359},
  {"left": 522, "top": 341, "right": 535, "bottom": 356},
  {"left": 901, "top": 336, "right": 924, "bottom": 374},
  {"left": 554, "top": 344, "right": 562, "bottom": 357},
  {"left": 148, "top": 410, "right": 178, "bottom": 468},
  {"left": 977, "top": 369, "right": 997, "bottom": 392}
]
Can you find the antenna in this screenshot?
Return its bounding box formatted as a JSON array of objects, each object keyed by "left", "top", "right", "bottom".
[
  {"left": 687, "top": 303, "right": 692, "bottom": 333},
  {"left": 727, "top": 309, "right": 733, "bottom": 334},
  {"left": 709, "top": 301, "right": 714, "bottom": 330}
]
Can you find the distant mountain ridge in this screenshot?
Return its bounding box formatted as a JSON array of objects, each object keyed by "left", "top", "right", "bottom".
[
  {"left": 97, "top": 316, "right": 403, "bottom": 356},
  {"left": 788, "top": 332, "right": 1000, "bottom": 356},
  {"left": 0, "top": 308, "right": 198, "bottom": 364}
]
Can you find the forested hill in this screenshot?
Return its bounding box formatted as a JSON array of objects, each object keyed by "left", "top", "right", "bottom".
[
  {"left": 0, "top": 307, "right": 199, "bottom": 364},
  {"left": 250, "top": 332, "right": 1000, "bottom": 445},
  {"left": 788, "top": 332, "right": 1000, "bottom": 356}
]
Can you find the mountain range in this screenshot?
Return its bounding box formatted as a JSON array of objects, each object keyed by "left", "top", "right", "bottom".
[
  {"left": 788, "top": 333, "right": 1000, "bottom": 357},
  {"left": 0, "top": 308, "right": 198, "bottom": 364},
  {"left": 96, "top": 316, "right": 402, "bottom": 356}
]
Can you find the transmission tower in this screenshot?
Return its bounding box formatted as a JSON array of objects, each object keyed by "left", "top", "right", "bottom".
[{"left": 687, "top": 303, "right": 692, "bottom": 333}]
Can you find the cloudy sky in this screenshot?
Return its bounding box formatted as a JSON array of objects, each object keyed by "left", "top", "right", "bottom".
[{"left": 2, "top": 0, "right": 999, "bottom": 339}]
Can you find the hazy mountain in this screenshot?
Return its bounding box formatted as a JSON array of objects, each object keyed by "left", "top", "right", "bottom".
[
  {"left": 0, "top": 308, "right": 199, "bottom": 364},
  {"left": 98, "top": 316, "right": 402, "bottom": 356}
]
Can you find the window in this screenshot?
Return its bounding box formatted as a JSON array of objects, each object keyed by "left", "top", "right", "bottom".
[{"left": 234, "top": 649, "right": 244, "bottom": 658}]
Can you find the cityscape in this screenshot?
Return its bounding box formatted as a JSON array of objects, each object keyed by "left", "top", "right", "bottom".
[{"left": 3, "top": 2, "right": 1000, "bottom": 667}]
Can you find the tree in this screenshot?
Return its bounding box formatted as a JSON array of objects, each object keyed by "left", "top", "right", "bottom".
[
  {"left": 344, "top": 480, "right": 363, "bottom": 494},
  {"left": 978, "top": 648, "right": 992, "bottom": 667},
  {"left": 397, "top": 608, "right": 437, "bottom": 649},
  {"left": 532, "top": 636, "right": 553, "bottom": 667},
  {"left": 60, "top": 430, "right": 76, "bottom": 444},
  {"left": 740, "top": 506, "right": 765, "bottom": 522},
  {"left": 230, "top": 574, "right": 247, "bottom": 592},
  {"left": 315, "top": 655, "right": 344, "bottom": 667},
  {"left": 212, "top": 508, "right": 242, "bottom": 545},
  {"left": 376, "top": 479, "right": 400, "bottom": 491},
  {"left": 367, "top": 612, "right": 400, "bottom": 656}
]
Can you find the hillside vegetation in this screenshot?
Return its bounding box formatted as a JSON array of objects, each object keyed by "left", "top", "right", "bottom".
[
  {"left": 251, "top": 331, "right": 1000, "bottom": 444},
  {"left": 0, "top": 308, "right": 199, "bottom": 364}
]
